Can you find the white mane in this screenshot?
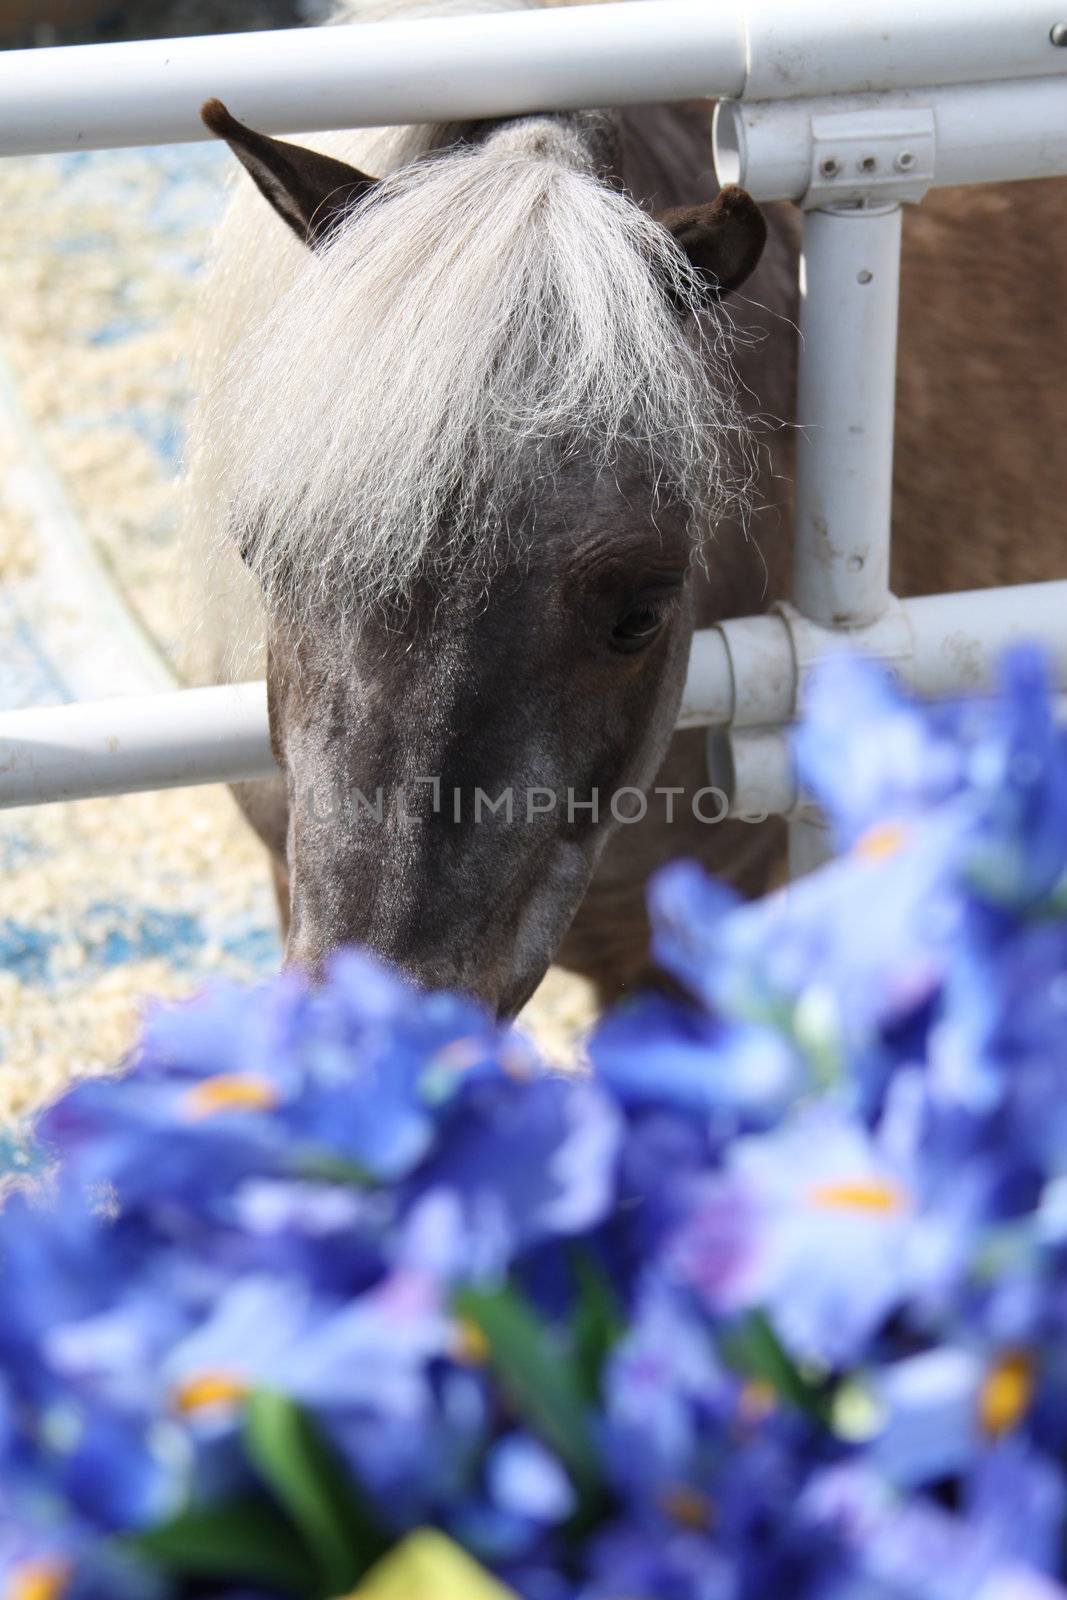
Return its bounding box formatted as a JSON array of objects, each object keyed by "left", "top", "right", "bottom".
[{"left": 184, "top": 0, "right": 752, "bottom": 665}]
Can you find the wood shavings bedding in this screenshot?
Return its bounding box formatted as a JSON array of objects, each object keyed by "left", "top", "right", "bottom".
[
  {"left": 0, "top": 784, "right": 282, "bottom": 1121},
  {"left": 0, "top": 146, "right": 225, "bottom": 676}
]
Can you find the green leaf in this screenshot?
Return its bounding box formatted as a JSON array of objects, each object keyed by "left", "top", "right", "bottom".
[
  {"left": 243, "top": 1389, "right": 389, "bottom": 1595},
  {"left": 348, "top": 1528, "right": 519, "bottom": 1599},
  {"left": 291, "top": 1150, "right": 377, "bottom": 1188},
  {"left": 454, "top": 1283, "right": 600, "bottom": 1503},
  {"left": 130, "top": 1496, "right": 318, "bottom": 1596},
  {"left": 569, "top": 1248, "right": 624, "bottom": 1406},
  {"left": 725, "top": 1310, "right": 831, "bottom": 1423}
]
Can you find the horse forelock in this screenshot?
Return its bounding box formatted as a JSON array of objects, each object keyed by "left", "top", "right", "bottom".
[{"left": 212, "top": 109, "right": 753, "bottom": 632}]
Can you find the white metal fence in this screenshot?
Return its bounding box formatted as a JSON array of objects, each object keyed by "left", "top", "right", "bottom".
[{"left": 1, "top": 0, "right": 1065, "bottom": 870}]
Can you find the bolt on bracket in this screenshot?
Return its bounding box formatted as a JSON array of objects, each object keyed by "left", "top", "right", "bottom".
[{"left": 805, "top": 105, "right": 936, "bottom": 208}]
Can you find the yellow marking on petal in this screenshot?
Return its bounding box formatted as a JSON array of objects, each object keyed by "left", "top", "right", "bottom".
[
  {"left": 978, "top": 1350, "right": 1033, "bottom": 1438},
  {"left": 452, "top": 1317, "right": 489, "bottom": 1367},
  {"left": 181, "top": 1074, "right": 279, "bottom": 1120},
  {"left": 7, "top": 1559, "right": 71, "bottom": 1600},
  {"left": 172, "top": 1371, "right": 248, "bottom": 1415},
  {"left": 853, "top": 822, "right": 909, "bottom": 863},
  {"left": 806, "top": 1179, "right": 907, "bottom": 1214},
  {"left": 739, "top": 1378, "right": 778, "bottom": 1422},
  {"left": 659, "top": 1484, "right": 715, "bottom": 1533}
]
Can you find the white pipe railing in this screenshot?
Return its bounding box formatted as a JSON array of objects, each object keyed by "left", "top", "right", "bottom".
[
  {"left": 792, "top": 204, "right": 902, "bottom": 629},
  {"left": 1, "top": 1, "right": 1065, "bottom": 855},
  {"left": 5, "top": 580, "right": 1067, "bottom": 809},
  {"left": 0, "top": 684, "right": 273, "bottom": 809},
  {"left": 680, "top": 582, "right": 1067, "bottom": 732},
  {"left": 0, "top": 0, "right": 1063, "bottom": 156},
  {"left": 715, "top": 78, "right": 1067, "bottom": 203},
  {"left": 0, "top": 3, "right": 743, "bottom": 156}
]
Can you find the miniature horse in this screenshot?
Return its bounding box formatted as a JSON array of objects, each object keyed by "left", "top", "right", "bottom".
[{"left": 186, "top": 0, "right": 1066, "bottom": 1014}]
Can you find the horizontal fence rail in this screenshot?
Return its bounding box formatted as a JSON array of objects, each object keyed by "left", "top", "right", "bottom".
[
  {"left": 0, "top": 684, "right": 273, "bottom": 808},
  {"left": 1, "top": 0, "right": 1066, "bottom": 868},
  {"left": 679, "top": 582, "right": 1067, "bottom": 731},
  {"left": 0, "top": 0, "right": 1064, "bottom": 155},
  {"left": 3, "top": 580, "right": 1066, "bottom": 810},
  {"left": 715, "top": 78, "right": 1067, "bottom": 201}
]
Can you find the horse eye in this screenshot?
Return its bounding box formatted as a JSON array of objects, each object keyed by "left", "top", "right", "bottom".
[{"left": 611, "top": 598, "right": 668, "bottom": 652}]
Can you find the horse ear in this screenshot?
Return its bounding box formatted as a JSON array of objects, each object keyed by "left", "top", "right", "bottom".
[
  {"left": 655, "top": 185, "right": 767, "bottom": 307},
  {"left": 201, "top": 98, "right": 379, "bottom": 248}
]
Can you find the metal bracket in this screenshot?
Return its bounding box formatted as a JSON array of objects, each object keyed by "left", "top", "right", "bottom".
[
  {"left": 774, "top": 596, "right": 915, "bottom": 705},
  {"left": 804, "top": 105, "right": 936, "bottom": 208}
]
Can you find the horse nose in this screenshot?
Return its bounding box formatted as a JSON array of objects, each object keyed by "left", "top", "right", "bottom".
[
  {"left": 284, "top": 927, "right": 511, "bottom": 1016},
  {"left": 397, "top": 949, "right": 513, "bottom": 1017}
]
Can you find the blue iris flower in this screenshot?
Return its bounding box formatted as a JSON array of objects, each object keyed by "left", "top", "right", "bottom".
[
  {"left": 590, "top": 991, "right": 801, "bottom": 1129},
  {"left": 800, "top": 1456, "right": 1067, "bottom": 1600},
  {"left": 963, "top": 647, "right": 1067, "bottom": 909},
  {"left": 646, "top": 830, "right": 966, "bottom": 1087},
  {"left": 860, "top": 1347, "right": 1037, "bottom": 1491},
  {"left": 794, "top": 652, "right": 965, "bottom": 848},
  {"left": 6, "top": 647, "right": 1067, "bottom": 1598},
  {"left": 401, "top": 1074, "right": 620, "bottom": 1281},
  {"left": 668, "top": 1104, "right": 932, "bottom": 1368},
  {"left": 0, "top": 1536, "right": 166, "bottom": 1600},
  {"left": 452, "top": 1432, "right": 577, "bottom": 1566},
  {"left": 289, "top": 950, "right": 520, "bottom": 1181},
  {"left": 598, "top": 1284, "right": 734, "bottom": 1507}
]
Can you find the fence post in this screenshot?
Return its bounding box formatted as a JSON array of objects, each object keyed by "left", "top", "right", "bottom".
[{"left": 788, "top": 201, "right": 904, "bottom": 874}]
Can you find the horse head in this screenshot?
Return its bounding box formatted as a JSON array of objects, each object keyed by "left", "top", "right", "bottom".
[{"left": 201, "top": 100, "right": 765, "bottom": 1013}]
